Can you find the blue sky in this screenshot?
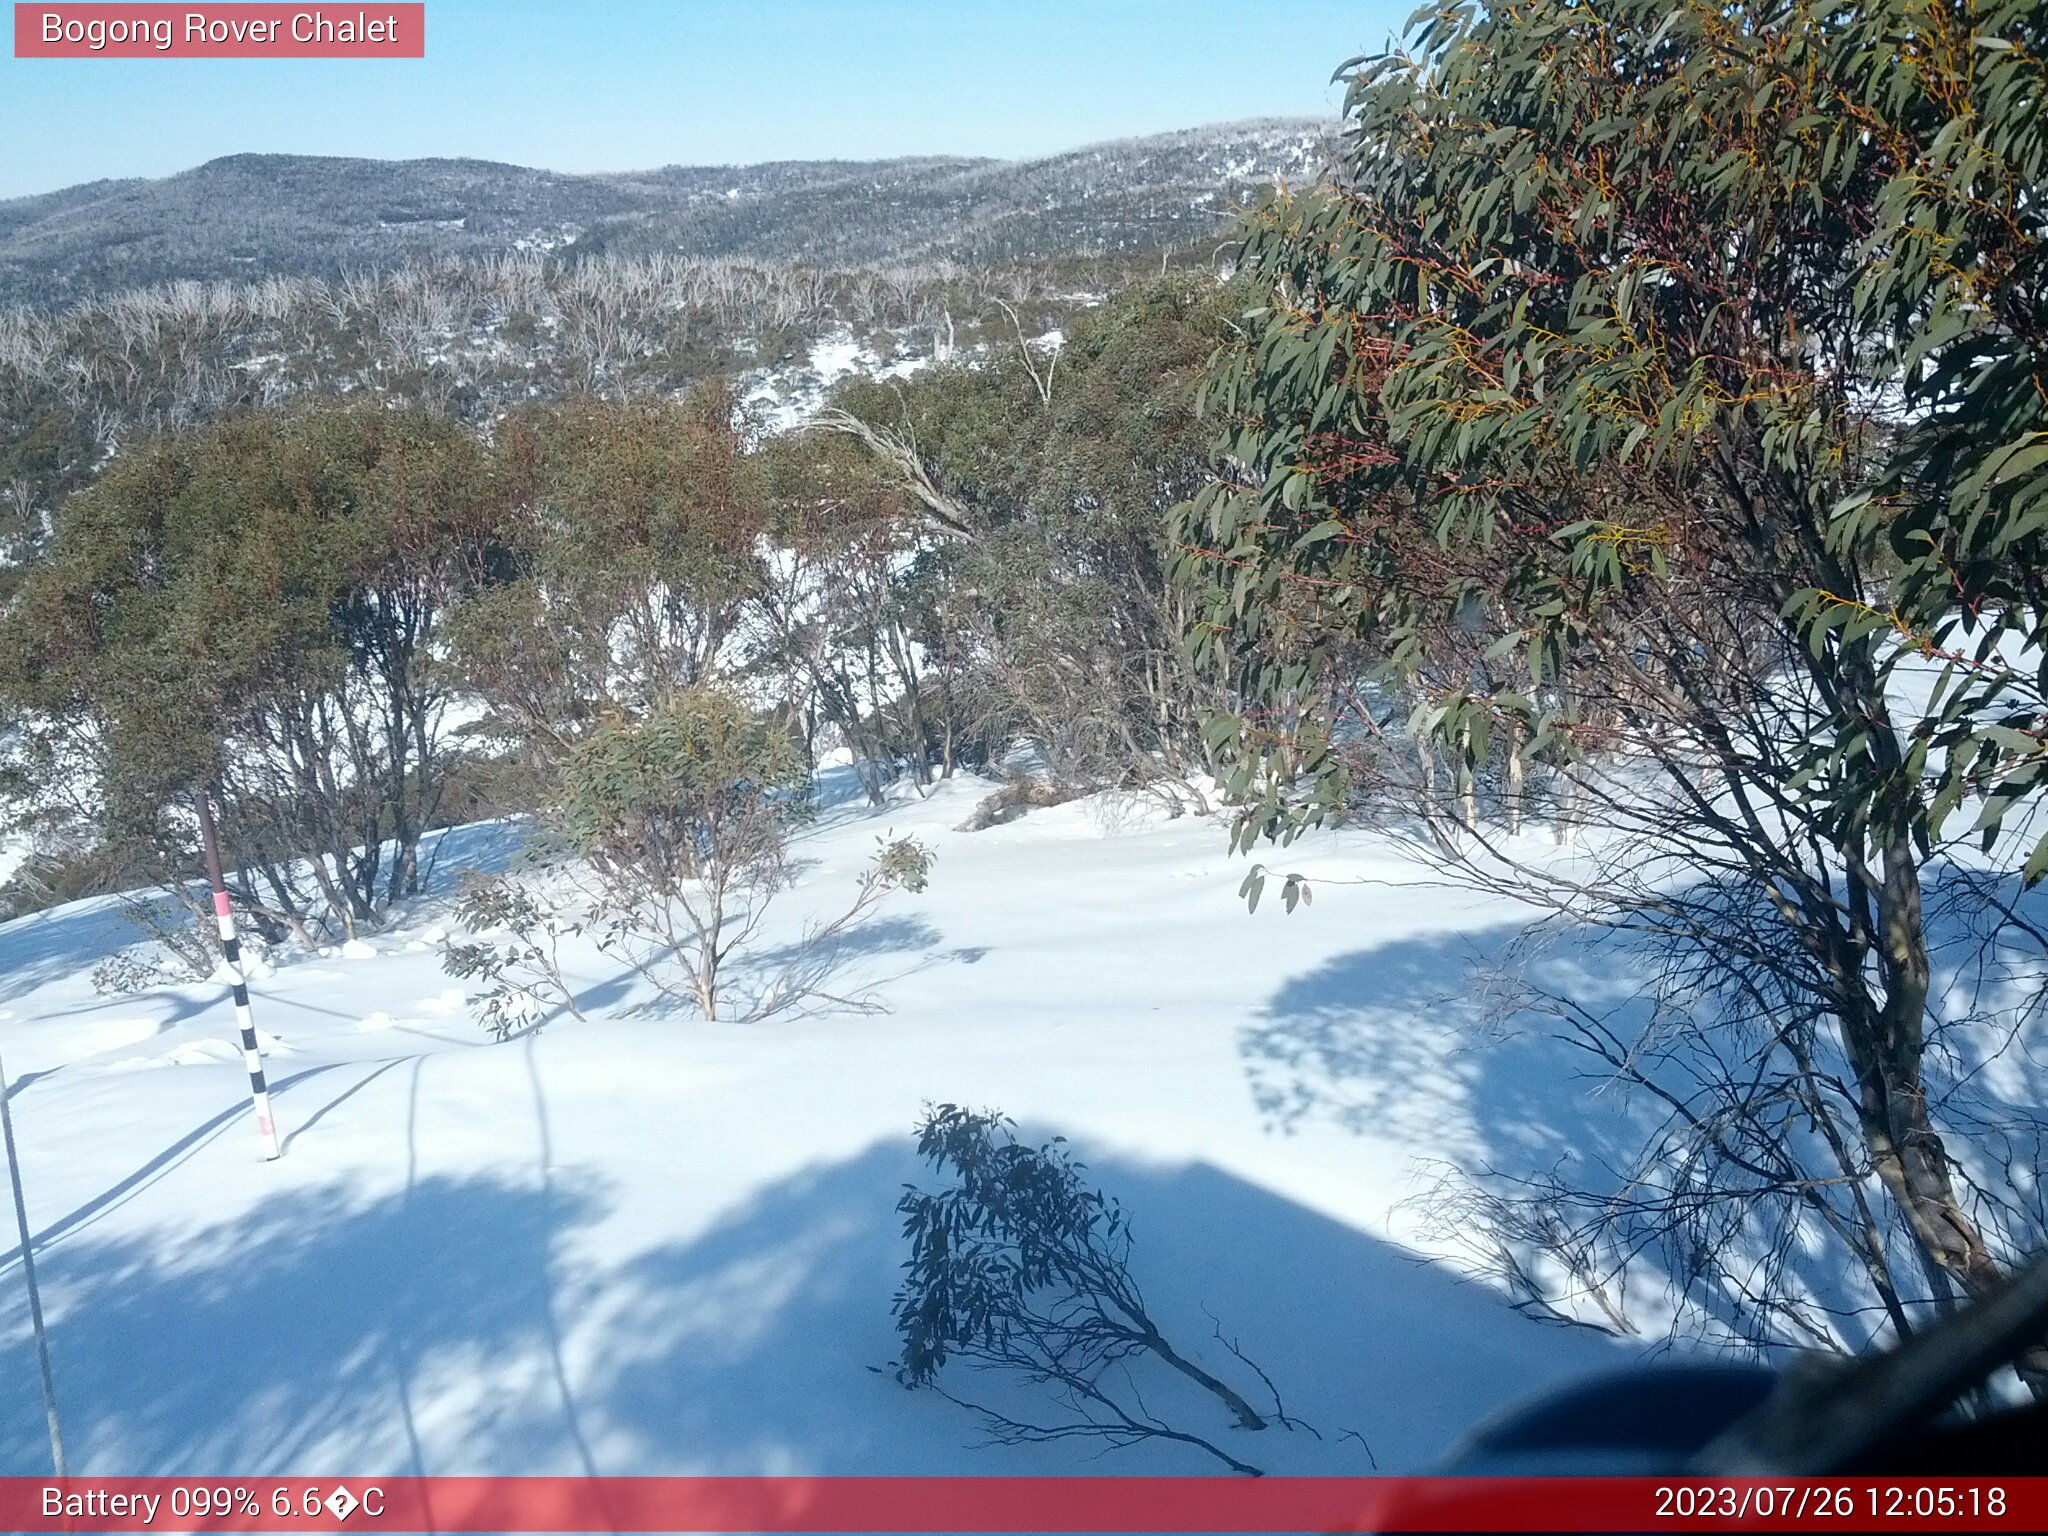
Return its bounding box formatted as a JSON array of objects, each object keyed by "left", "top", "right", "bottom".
[{"left": 0, "top": 1, "right": 1411, "bottom": 199}]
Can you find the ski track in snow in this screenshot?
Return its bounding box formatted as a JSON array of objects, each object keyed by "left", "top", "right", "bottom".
[{"left": 0, "top": 773, "right": 1637, "bottom": 1477}]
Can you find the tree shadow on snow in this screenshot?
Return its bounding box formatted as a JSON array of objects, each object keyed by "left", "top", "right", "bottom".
[
  {"left": 0, "top": 820, "right": 532, "bottom": 1013},
  {"left": 614, "top": 916, "right": 946, "bottom": 1022},
  {"left": 0, "top": 896, "right": 172, "bottom": 1007},
  {"left": 411, "top": 819, "right": 536, "bottom": 896},
  {"left": 1242, "top": 921, "right": 1661, "bottom": 1169},
  {"left": 1242, "top": 867, "right": 2048, "bottom": 1353},
  {"left": 0, "top": 1144, "right": 1617, "bottom": 1478}
]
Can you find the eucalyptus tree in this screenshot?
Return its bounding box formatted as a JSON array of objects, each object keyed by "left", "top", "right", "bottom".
[
  {"left": 0, "top": 403, "right": 500, "bottom": 936},
  {"left": 1179, "top": 0, "right": 2048, "bottom": 1381},
  {"left": 447, "top": 384, "right": 767, "bottom": 767},
  {"left": 819, "top": 274, "right": 1244, "bottom": 798}
]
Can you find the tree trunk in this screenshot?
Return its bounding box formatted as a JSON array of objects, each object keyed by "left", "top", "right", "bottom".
[
  {"left": 1838, "top": 838, "right": 2048, "bottom": 1398},
  {"left": 1504, "top": 718, "right": 1525, "bottom": 836},
  {"left": 1456, "top": 723, "right": 1477, "bottom": 833}
]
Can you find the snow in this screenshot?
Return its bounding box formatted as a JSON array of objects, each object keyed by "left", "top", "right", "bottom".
[
  {"left": 0, "top": 777, "right": 1631, "bottom": 1477},
  {"left": 208, "top": 954, "right": 274, "bottom": 985},
  {"left": 743, "top": 328, "right": 938, "bottom": 433}
]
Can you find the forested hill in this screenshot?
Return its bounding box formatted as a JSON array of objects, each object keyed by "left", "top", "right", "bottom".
[{"left": 0, "top": 118, "right": 1333, "bottom": 306}]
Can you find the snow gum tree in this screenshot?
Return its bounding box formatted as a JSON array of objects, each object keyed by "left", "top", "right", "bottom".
[
  {"left": 1795, "top": 5, "right": 2048, "bottom": 879},
  {"left": 446, "top": 385, "right": 767, "bottom": 768},
  {"left": 0, "top": 403, "right": 500, "bottom": 938},
  {"left": 753, "top": 427, "right": 944, "bottom": 803},
  {"left": 813, "top": 276, "right": 1242, "bottom": 799},
  {"left": 1179, "top": 0, "right": 2048, "bottom": 1384}
]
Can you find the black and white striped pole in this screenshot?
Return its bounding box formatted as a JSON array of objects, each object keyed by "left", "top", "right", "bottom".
[{"left": 196, "top": 789, "right": 281, "bottom": 1161}]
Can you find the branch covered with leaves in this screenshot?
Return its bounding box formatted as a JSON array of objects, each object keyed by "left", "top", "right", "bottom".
[{"left": 892, "top": 1105, "right": 1309, "bottom": 1476}]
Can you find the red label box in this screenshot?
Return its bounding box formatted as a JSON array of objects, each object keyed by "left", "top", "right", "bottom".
[
  {"left": 14, "top": 4, "right": 425, "bottom": 57},
  {"left": 1, "top": 1476, "right": 2045, "bottom": 1533}
]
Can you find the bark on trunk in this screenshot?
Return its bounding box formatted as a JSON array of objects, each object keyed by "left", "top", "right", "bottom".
[
  {"left": 1504, "top": 718, "right": 1525, "bottom": 837},
  {"left": 1839, "top": 838, "right": 2048, "bottom": 1398}
]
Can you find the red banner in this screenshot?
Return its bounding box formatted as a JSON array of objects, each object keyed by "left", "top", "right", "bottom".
[
  {"left": 1, "top": 1476, "right": 2044, "bottom": 1532},
  {"left": 13, "top": 5, "right": 424, "bottom": 58}
]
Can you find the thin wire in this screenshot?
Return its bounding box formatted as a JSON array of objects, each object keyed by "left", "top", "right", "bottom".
[{"left": 0, "top": 1045, "right": 65, "bottom": 1476}]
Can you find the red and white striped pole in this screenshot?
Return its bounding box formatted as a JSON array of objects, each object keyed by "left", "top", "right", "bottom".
[{"left": 195, "top": 789, "right": 281, "bottom": 1161}]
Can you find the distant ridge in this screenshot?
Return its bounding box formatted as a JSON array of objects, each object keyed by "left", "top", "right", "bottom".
[{"left": 0, "top": 119, "right": 1336, "bottom": 306}]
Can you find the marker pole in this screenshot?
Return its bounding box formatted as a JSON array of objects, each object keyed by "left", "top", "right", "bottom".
[
  {"left": 195, "top": 790, "right": 281, "bottom": 1161},
  {"left": 0, "top": 1045, "right": 64, "bottom": 1475}
]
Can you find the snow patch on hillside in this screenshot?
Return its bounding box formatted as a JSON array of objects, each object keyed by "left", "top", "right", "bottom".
[{"left": 744, "top": 328, "right": 940, "bottom": 432}]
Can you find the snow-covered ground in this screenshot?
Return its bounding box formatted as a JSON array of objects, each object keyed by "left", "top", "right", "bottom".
[
  {"left": 0, "top": 773, "right": 1633, "bottom": 1477},
  {"left": 744, "top": 329, "right": 942, "bottom": 432}
]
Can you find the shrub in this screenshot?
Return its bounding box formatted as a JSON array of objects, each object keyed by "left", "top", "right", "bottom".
[
  {"left": 553, "top": 692, "right": 806, "bottom": 1022},
  {"left": 447, "top": 692, "right": 933, "bottom": 1027},
  {"left": 442, "top": 871, "right": 585, "bottom": 1040}
]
